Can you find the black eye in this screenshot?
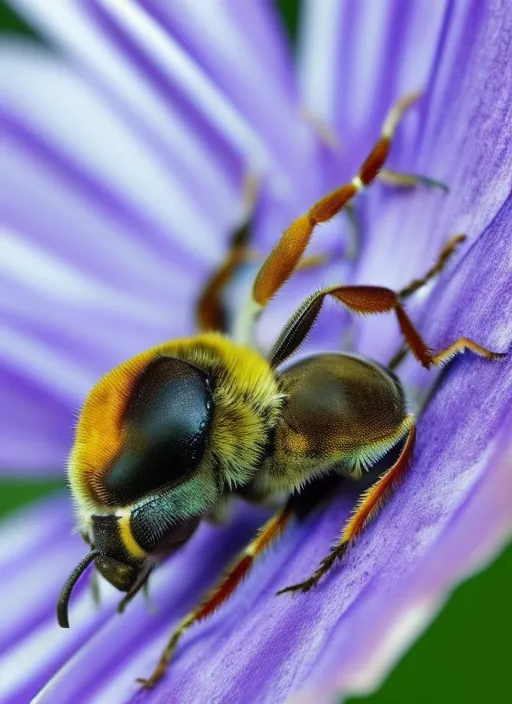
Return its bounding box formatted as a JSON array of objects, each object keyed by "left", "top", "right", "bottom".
[{"left": 105, "top": 356, "right": 213, "bottom": 505}]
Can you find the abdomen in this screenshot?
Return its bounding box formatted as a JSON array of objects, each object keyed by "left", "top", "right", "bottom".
[{"left": 255, "top": 353, "right": 411, "bottom": 494}]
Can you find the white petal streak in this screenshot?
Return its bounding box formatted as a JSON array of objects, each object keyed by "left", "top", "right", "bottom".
[
  {"left": 0, "top": 39, "right": 223, "bottom": 263},
  {"left": 343, "top": 2, "right": 391, "bottom": 131},
  {"left": 0, "top": 497, "right": 68, "bottom": 570},
  {"left": 297, "top": 0, "right": 343, "bottom": 129},
  {"left": 0, "top": 541, "right": 78, "bottom": 653},
  {"left": 298, "top": 0, "right": 447, "bottom": 135},
  {"left": 0, "top": 327, "right": 96, "bottom": 401},
  {"left": 0, "top": 140, "right": 199, "bottom": 296},
  {"left": 0, "top": 580, "right": 118, "bottom": 703},
  {"left": 6, "top": 0, "right": 289, "bottom": 194},
  {"left": 1, "top": 226, "right": 171, "bottom": 322},
  {"left": 1, "top": 7, "right": 237, "bottom": 247},
  {"left": 100, "top": 0, "right": 276, "bottom": 173},
  {"left": 145, "top": 1, "right": 302, "bottom": 163}
]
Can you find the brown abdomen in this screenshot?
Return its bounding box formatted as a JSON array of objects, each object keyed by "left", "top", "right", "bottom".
[{"left": 256, "top": 353, "right": 409, "bottom": 493}]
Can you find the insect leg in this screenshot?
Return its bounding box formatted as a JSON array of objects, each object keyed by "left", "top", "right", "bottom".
[
  {"left": 268, "top": 274, "right": 503, "bottom": 370},
  {"left": 397, "top": 234, "right": 466, "bottom": 300},
  {"left": 196, "top": 175, "right": 258, "bottom": 333},
  {"left": 378, "top": 168, "right": 448, "bottom": 192},
  {"left": 234, "top": 93, "right": 420, "bottom": 345},
  {"left": 302, "top": 103, "right": 446, "bottom": 195},
  {"left": 430, "top": 339, "right": 506, "bottom": 366},
  {"left": 268, "top": 283, "right": 431, "bottom": 369},
  {"left": 388, "top": 234, "right": 467, "bottom": 370},
  {"left": 277, "top": 423, "right": 417, "bottom": 595},
  {"left": 137, "top": 506, "right": 292, "bottom": 689}
]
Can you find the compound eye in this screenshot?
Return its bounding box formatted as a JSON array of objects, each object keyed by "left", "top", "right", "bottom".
[{"left": 105, "top": 356, "right": 213, "bottom": 505}]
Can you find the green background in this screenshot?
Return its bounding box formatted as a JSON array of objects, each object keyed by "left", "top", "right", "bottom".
[{"left": 1, "top": 1, "right": 511, "bottom": 701}]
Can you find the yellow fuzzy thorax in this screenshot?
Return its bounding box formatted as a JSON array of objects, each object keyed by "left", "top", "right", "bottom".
[{"left": 69, "top": 332, "right": 282, "bottom": 512}]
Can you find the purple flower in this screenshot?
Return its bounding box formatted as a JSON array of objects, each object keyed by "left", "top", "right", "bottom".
[{"left": 1, "top": 1, "right": 511, "bottom": 703}]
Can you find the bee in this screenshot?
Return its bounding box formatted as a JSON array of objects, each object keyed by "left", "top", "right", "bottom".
[{"left": 57, "top": 95, "right": 503, "bottom": 688}]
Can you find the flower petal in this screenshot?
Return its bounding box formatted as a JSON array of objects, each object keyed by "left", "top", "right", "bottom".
[
  {"left": 123, "top": 0, "right": 302, "bottom": 173},
  {"left": 338, "top": 0, "right": 512, "bottom": 365},
  {"left": 23, "top": 180, "right": 512, "bottom": 704},
  {"left": 253, "top": 0, "right": 452, "bottom": 355},
  {"left": 0, "top": 367, "right": 72, "bottom": 472},
  {"left": 298, "top": 0, "right": 447, "bottom": 177},
  {"left": 0, "top": 0, "right": 326, "bottom": 475},
  {"left": 1, "top": 48, "right": 220, "bottom": 473},
  {"left": 6, "top": 0, "right": 314, "bottom": 198},
  {"left": 0, "top": 38, "right": 234, "bottom": 266},
  {"left": 1, "top": 2, "right": 510, "bottom": 702},
  {"left": 0, "top": 496, "right": 268, "bottom": 704},
  {"left": 294, "top": 193, "right": 512, "bottom": 700},
  {"left": 301, "top": 409, "right": 512, "bottom": 702}
]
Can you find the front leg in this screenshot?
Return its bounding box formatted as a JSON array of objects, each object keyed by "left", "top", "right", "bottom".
[
  {"left": 137, "top": 506, "right": 292, "bottom": 689},
  {"left": 278, "top": 424, "right": 416, "bottom": 595}
]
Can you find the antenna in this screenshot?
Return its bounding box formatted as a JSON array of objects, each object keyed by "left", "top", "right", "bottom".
[{"left": 57, "top": 549, "right": 100, "bottom": 628}]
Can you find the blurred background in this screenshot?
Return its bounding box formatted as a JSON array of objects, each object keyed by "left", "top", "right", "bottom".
[{"left": 1, "top": 1, "right": 510, "bottom": 702}]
